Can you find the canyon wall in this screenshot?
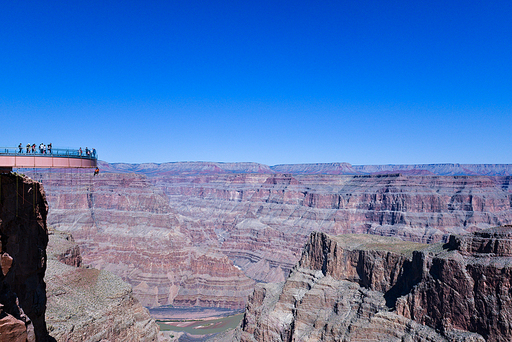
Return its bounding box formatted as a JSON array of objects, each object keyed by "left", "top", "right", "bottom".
[
  {"left": 155, "top": 172, "right": 512, "bottom": 284},
  {"left": 0, "top": 173, "right": 52, "bottom": 342},
  {"left": 100, "top": 161, "right": 512, "bottom": 176},
  {"left": 31, "top": 163, "right": 512, "bottom": 310},
  {"left": 45, "top": 229, "right": 161, "bottom": 342},
  {"left": 37, "top": 171, "right": 255, "bottom": 309},
  {"left": 0, "top": 172, "right": 164, "bottom": 342},
  {"left": 239, "top": 228, "right": 512, "bottom": 341}
]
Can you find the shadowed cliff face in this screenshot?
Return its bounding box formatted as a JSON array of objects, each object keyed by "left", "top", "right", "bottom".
[
  {"left": 395, "top": 227, "right": 512, "bottom": 341},
  {"left": 0, "top": 173, "right": 52, "bottom": 342},
  {"left": 239, "top": 228, "right": 512, "bottom": 342},
  {"left": 33, "top": 169, "right": 512, "bottom": 310}
]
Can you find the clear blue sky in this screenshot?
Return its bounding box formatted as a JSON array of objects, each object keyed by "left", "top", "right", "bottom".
[{"left": 1, "top": 1, "right": 511, "bottom": 165}]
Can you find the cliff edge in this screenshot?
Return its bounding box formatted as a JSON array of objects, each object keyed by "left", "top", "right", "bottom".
[
  {"left": 0, "top": 173, "right": 52, "bottom": 341},
  {"left": 0, "top": 172, "right": 162, "bottom": 342},
  {"left": 240, "top": 227, "right": 512, "bottom": 341}
]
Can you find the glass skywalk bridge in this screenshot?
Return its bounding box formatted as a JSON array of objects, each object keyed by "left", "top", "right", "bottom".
[{"left": 0, "top": 146, "right": 97, "bottom": 172}]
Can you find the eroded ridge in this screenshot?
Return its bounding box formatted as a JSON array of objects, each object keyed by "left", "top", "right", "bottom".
[{"left": 240, "top": 227, "right": 512, "bottom": 341}]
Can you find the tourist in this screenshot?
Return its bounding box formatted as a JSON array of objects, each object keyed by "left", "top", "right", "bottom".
[
  {"left": 48, "top": 143, "right": 52, "bottom": 154},
  {"left": 94, "top": 167, "right": 99, "bottom": 176},
  {"left": 85, "top": 147, "right": 90, "bottom": 156},
  {"left": 39, "top": 143, "right": 44, "bottom": 154},
  {"left": 32, "top": 144, "right": 36, "bottom": 153},
  {"left": 92, "top": 148, "right": 96, "bottom": 158},
  {"left": 18, "top": 143, "right": 22, "bottom": 153},
  {"left": 26, "top": 144, "right": 30, "bottom": 153},
  {"left": 79, "top": 147, "right": 82, "bottom": 156}
]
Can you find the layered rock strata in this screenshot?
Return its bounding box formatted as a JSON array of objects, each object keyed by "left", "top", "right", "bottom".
[
  {"left": 156, "top": 173, "right": 512, "bottom": 283},
  {"left": 37, "top": 171, "right": 255, "bottom": 308},
  {"left": 45, "top": 229, "right": 161, "bottom": 342},
  {"left": 239, "top": 228, "right": 512, "bottom": 341},
  {"left": 396, "top": 226, "right": 512, "bottom": 341},
  {"left": 0, "top": 173, "right": 51, "bottom": 342},
  {"left": 99, "top": 161, "right": 512, "bottom": 176},
  {"left": 30, "top": 166, "right": 512, "bottom": 310}
]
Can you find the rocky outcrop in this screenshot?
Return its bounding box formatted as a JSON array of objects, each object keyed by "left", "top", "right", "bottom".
[
  {"left": 0, "top": 172, "right": 52, "bottom": 342},
  {"left": 45, "top": 230, "right": 161, "bottom": 342},
  {"left": 396, "top": 226, "right": 512, "bottom": 342},
  {"left": 46, "top": 229, "right": 82, "bottom": 267},
  {"left": 239, "top": 228, "right": 512, "bottom": 341}
]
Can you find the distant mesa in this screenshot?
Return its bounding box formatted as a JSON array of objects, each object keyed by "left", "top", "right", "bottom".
[
  {"left": 97, "top": 161, "right": 274, "bottom": 175},
  {"left": 98, "top": 160, "right": 512, "bottom": 177},
  {"left": 271, "top": 162, "right": 358, "bottom": 174}
]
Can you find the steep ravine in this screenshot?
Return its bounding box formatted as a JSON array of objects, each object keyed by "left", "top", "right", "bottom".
[{"left": 0, "top": 172, "right": 164, "bottom": 342}]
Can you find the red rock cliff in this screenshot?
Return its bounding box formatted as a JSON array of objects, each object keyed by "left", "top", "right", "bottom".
[
  {"left": 39, "top": 172, "right": 255, "bottom": 309},
  {"left": 396, "top": 226, "right": 512, "bottom": 341},
  {"left": 0, "top": 173, "right": 52, "bottom": 342},
  {"left": 31, "top": 169, "right": 512, "bottom": 310},
  {"left": 240, "top": 228, "right": 512, "bottom": 341}
]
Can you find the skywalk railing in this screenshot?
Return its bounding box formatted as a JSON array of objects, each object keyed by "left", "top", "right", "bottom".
[{"left": 0, "top": 147, "right": 98, "bottom": 160}]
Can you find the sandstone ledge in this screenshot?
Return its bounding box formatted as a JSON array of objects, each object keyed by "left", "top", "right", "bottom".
[{"left": 448, "top": 225, "right": 512, "bottom": 256}]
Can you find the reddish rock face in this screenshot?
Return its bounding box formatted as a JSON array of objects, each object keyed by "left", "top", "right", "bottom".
[
  {"left": 0, "top": 312, "right": 28, "bottom": 342},
  {"left": 38, "top": 171, "right": 255, "bottom": 309},
  {"left": 155, "top": 172, "right": 512, "bottom": 282},
  {"left": 45, "top": 230, "right": 161, "bottom": 342},
  {"left": 0, "top": 173, "right": 51, "bottom": 342},
  {"left": 396, "top": 226, "right": 512, "bottom": 342},
  {"left": 33, "top": 167, "right": 512, "bottom": 310},
  {"left": 240, "top": 229, "right": 512, "bottom": 342}
]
